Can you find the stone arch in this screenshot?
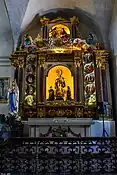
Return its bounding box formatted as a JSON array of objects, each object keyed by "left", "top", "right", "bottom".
[{"left": 21, "top": 0, "right": 96, "bottom": 31}]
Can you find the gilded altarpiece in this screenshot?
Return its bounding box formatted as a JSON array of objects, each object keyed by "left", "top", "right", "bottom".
[{"left": 10, "top": 17, "right": 112, "bottom": 120}]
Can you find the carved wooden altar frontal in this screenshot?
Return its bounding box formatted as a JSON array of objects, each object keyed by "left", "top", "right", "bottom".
[{"left": 21, "top": 102, "right": 96, "bottom": 120}]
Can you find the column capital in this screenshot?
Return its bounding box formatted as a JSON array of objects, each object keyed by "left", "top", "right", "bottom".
[
  {"left": 38, "top": 55, "right": 45, "bottom": 68},
  {"left": 74, "top": 51, "right": 82, "bottom": 68},
  {"left": 95, "top": 50, "right": 109, "bottom": 69}
]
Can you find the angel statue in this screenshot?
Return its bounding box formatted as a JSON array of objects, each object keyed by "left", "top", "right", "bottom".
[
  {"left": 34, "top": 33, "right": 44, "bottom": 47},
  {"left": 7, "top": 81, "right": 19, "bottom": 115}
]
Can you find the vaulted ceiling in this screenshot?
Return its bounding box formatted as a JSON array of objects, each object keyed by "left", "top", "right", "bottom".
[{"left": 0, "top": 0, "right": 115, "bottom": 55}]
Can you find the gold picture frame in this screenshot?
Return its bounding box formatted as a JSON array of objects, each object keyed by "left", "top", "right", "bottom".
[{"left": 0, "top": 77, "right": 10, "bottom": 103}]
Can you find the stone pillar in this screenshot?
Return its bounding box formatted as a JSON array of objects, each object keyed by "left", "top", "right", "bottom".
[{"left": 38, "top": 55, "right": 45, "bottom": 102}]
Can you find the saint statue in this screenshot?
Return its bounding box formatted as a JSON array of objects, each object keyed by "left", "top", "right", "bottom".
[
  {"left": 86, "top": 34, "right": 96, "bottom": 46},
  {"left": 48, "top": 86, "right": 54, "bottom": 101},
  {"left": 7, "top": 81, "right": 19, "bottom": 115},
  {"left": 55, "top": 69, "right": 66, "bottom": 100},
  {"left": 23, "top": 34, "right": 33, "bottom": 47},
  {"left": 66, "top": 86, "right": 72, "bottom": 101}
]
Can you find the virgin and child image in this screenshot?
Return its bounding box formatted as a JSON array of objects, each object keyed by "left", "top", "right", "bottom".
[
  {"left": 55, "top": 69, "right": 66, "bottom": 100},
  {"left": 48, "top": 68, "right": 72, "bottom": 101}
]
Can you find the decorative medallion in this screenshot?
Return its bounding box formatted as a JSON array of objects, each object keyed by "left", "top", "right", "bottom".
[
  {"left": 26, "top": 74, "right": 35, "bottom": 84},
  {"left": 26, "top": 85, "right": 35, "bottom": 95}
]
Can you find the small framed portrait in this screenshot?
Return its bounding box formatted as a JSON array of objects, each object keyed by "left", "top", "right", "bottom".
[{"left": 0, "top": 77, "right": 10, "bottom": 103}]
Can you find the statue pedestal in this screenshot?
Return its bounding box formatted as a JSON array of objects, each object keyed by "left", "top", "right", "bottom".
[{"left": 27, "top": 118, "right": 93, "bottom": 137}]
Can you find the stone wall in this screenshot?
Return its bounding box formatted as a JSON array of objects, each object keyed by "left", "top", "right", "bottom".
[
  {"left": 109, "top": 0, "right": 117, "bottom": 117},
  {"left": 5, "top": 0, "right": 29, "bottom": 48},
  {"left": 0, "top": 0, "right": 14, "bottom": 114},
  {"left": 0, "top": 58, "right": 14, "bottom": 114},
  {"left": 0, "top": 0, "right": 13, "bottom": 56}
]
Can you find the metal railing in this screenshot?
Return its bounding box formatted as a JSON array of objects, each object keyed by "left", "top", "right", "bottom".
[{"left": 0, "top": 137, "right": 117, "bottom": 174}]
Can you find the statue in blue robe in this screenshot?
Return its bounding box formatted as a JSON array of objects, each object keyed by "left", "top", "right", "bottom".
[
  {"left": 7, "top": 81, "right": 19, "bottom": 115},
  {"left": 23, "top": 34, "right": 33, "bottom": 47}
]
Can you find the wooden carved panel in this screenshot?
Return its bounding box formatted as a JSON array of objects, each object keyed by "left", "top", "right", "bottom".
[{"left": 45, "top": 54, "right": 73, "bottom": 62}]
